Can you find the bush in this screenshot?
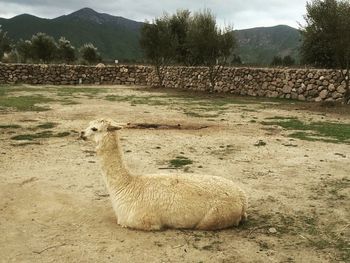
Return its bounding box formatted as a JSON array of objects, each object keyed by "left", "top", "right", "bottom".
[{"left": 79, "top": 43, "right": 101, "bottom": 64}]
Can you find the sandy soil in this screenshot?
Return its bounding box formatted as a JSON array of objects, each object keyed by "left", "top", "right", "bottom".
[{"left": 0, "top": 85, "right": 349, "bottom": 263}]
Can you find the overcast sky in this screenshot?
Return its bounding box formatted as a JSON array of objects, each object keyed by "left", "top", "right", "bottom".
[{"left": 0, "top": 0, "right": 308, "bottom": 29}]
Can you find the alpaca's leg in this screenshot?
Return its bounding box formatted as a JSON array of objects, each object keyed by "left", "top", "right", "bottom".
[
  {"left": 196, "top": 202, "right": 242, "bottom": 230},
  {"left": 125, "top": 213, "right": 163, "bottom": 231}
]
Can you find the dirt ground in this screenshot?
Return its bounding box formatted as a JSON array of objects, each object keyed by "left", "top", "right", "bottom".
[{"left": 0, "top": 85, "right": 349, "bottom": 263}]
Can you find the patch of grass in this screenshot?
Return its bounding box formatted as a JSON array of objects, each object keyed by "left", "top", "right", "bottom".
[
  {"left": 105, "top": 95, "right": 167, "bottom": 106},
  {"left": 0, "top": 95, "right": 53, "bottom": 111},
  {"left": 262, "top": 118, "right": 350, "bottom": 144},
  {"left": 11, "top": 142, "right": 42, "bottom": 147},
  {"left": 60, "top": 99, "right": 80, "bottom": 105},
  {"left": 262, "top": 119, "right": 309, "bottom": 130},
  {"left": 210, "top": 145, "right": 236, "bottom": 157},
  {"left": 0, "top": 124, "right": 21, "bottom": 129},
  {"left": 169, "top": 156, "right": 193, "bottom": 168},
  {"left": 36, "top": 122, "right": 57, "bottom": 129},
  {"left": 56, "top": 87, "right": 108, "bottom": 96},
  {"left": 265, "top": 116, "right": 298, "bottom": 120},
  {"left": 184, "top": 111, "right": 221, "bottom": 118},
  {"left": 11, "top": 130, "right": 70, "bottom": 141},
  {"left": 254, "top": 140, "right": 267, "bottom": 146}
]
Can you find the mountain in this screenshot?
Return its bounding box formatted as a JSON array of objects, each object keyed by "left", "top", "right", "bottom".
[
  {"left": 0, "top": 8, "right": 144, "bottom": 61},
  {"left": 0, "top": 8, "right": 301, "bottom": 64},
  {"left": 235, "top": 25, "right": 301, "bottom": 65}
]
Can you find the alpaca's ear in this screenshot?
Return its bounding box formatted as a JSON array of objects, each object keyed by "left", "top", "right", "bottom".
[{"left": 107, "top": 124, "right": 122, "bottom": 132}]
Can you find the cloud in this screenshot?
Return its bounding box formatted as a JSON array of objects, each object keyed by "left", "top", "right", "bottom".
[{"left": 0, "top": 0, "right": 307, "bottom": 29}]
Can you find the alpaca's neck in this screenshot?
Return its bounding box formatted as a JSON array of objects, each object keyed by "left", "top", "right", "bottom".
[{"left": 96, "top": 132, "right": 132, "bottom": 191}]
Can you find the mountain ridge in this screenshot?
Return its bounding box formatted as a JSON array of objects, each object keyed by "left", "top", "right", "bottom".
[{"left": 0, "top": 8, "right": 301, "bottom": 64}]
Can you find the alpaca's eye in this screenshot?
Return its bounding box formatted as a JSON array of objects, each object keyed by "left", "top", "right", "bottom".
[{"left": 91, "top": 127, "right": 98, "bottom": 131}]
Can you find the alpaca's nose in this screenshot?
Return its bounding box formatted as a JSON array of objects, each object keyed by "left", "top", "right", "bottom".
[{"left": 79, "top": 131, "right": 87, "bottom": 140}]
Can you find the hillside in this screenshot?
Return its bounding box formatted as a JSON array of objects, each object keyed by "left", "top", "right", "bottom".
[
  {"left": 0, "top": 8, "right": 143, "bottom": 61},
  {"left": 0, "top": 8, "right": 301, "bottom": 64},
  {"left": 235, "top": 25, "right": 301, "bottom": 65}
]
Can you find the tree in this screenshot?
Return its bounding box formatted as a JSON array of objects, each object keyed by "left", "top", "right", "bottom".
[
  {"left": 231, "top": 54, "right": 242, "bottom": 66},
  {"left": 271, "top": 55, "right": 295, "bottom": 67},
  {"left": 187, "top": 10, "right": 236, "bottom": 91},
  {"left": 300, "top": 0, "right": 350, "bottom": 103},
  {"left": 57, "top": 37, "right": 76, "bottom": 63},
  {"left": 79, "top": 43, "right": 101, "bottom": 64},
  {"left": 271, "top": 56, "right": 283, "bottom": 66},
  {"left": 282, "top": 55, "right": 295, "bottom": 66},
  {"left": 16, "top": 39, "right": 33, "bottom": 63},
  {"left": 140, "top": 9, "right": 236, "bottom": 90},
  {"left": 140, "top": 15, "right": 175, "bottom": 87},
  {"left": 31, "top": 33, "right": 57, "bottom": 63},
  {"left": 0, "top": 26, "right": 11, "bottom": 60},
  {"left": 169, "top": 10, "right": 191, "bottom": 65}
]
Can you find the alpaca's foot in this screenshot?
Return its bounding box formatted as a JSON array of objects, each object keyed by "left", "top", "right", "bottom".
[
  {"left": 196, "top": 203, "right": 243, "bottom": 230},
  {"left": 120, "top": 214, "right": 163, "bottom": 231}
]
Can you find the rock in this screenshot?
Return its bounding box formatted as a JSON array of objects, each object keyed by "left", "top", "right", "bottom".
[
  {"left": 307, "top": 84, "right": 314, "bottom": 90},
  {"left": 328, "top": 83, "right": 335, "bottom": 91},
  {"left": 282, "top": 85, "right": 292, "bottom": 94},
  {"left": 269, "top": 228, "right": 277, "bottom": 234},
  {"left": 315, "top": 97, "right": 322, "bottom": 102},
  {"left": 298, "top": 94, "right": 306, "bottom": 101},
  {"left": 332, "top": 92, "right": 342, "bottom": 99},
  {"left": 319, "top": 89, "right": 328, "bottom": 99},
  {"left": 95, "top": 63, "right": 105, "bottom": 68},
  {"left": 337, "top": 85, "right": 346, "bottom": 94}
]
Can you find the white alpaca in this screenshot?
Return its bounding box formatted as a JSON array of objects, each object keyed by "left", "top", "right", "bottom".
[{"left": 80, "top": 119, "right": 247, "bottom": 231}]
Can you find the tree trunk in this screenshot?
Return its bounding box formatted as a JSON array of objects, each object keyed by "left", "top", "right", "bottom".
[
  {"left": 344, "top": 68, "right": 350, "bottom": 104},
  {"left": 154, "top": 64, "right": 166, "bottom": 88},
  {"left": 208, "top": 65, "right": 224, "bottom": 93}
]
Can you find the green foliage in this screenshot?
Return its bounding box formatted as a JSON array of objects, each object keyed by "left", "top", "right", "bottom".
[
  {"left": 300, "top": 0, "right": 350, "bottom": 103},
  {"left": 187, "top": 10, "right": 235, "bottom": 66},
  {"left": 0, "top": 95, "right": 53, "bottom": 111},
  {"left": 16, "top": 39, "right": 33, "bottom": 63},
  {"left": 169, "top": 10, "right": 191, "bottom": 65},
  {"left": 140, "top": 9, "right": 236, "bottom": 89},
  {"left": 36, "top": 122, "right": 57, "bottom": 129},
  {"left": 30, "top": 32, "right": 58, "bottom": 63},
  {"left": 169, "top": 156, "right": 193, "bottom": 168},
  {"left": 57, "top": 37, "right": 76, "bottom": 63},
  {"left": 235, "top": 25, "right": 300, "bottom": 65},
  {"left": 79, "top": 43, "right": 101, "bottom": 64},
  {"left": 231, "top": 54, "right": 242, "bottom": 65},
  {"left": 140, "top": 14, "right": 175, "bottom": 86},
  {"left": 0, "top": 26, "right": 12, "bottom": 60},
  {"left": 262, "top": 118, "right": 350, "bottom": 143},
  {"left": 11, "top": 131, "right": 70, "bottom": 141},
  {"left": 271, "top": 55, "right": 295, "bottom": 66}
]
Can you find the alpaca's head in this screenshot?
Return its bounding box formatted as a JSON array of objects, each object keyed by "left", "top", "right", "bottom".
[{"left": 80, "top": 118, "right": 123, "bottom": 142}]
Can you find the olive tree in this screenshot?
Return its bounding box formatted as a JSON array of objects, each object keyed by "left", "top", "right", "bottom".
[
  {"left": 0, "top": 26, "right": 11, "bottom": 60},
  {"left": 140, "top": 15, "right": 175, "bottom": 87},
  {"left": 79, "top": 43, "right": 101, "bottom": 64},
  {"left": 140, "top": 9, "right": 236, "bottom": 90},
  {"left": 300, "top": 0, "right": 350, "bottom": 103},
  {"left": 31, "top": 33, "right": 58, "bottom": 63},
  {"left": 57, "top": 37, "right": 76, "bottom": 63},
  {"left": 187, "top": 10, "right": 235, "bottom": 91},
  {"left": 16, "top": 39, "right": 33, "bottom": 63}
]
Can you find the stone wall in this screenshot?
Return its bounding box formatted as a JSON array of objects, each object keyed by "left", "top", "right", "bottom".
[
  {"left": 0, "top": 63, "right": 348, "bottom": 102},
  {"left": 0, "top": 64, "right": 152, "bottom": 86}
]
